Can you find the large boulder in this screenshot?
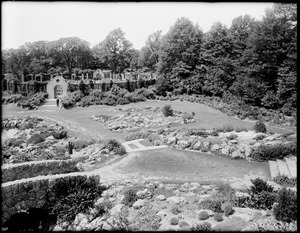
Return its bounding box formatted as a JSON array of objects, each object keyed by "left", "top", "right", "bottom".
[
  {"left": 221, "top": 145, "right": 232, "bottom": 156},
  {"left": 192, "top": 141, "right": 202, "bottom": 150},
  {"left": 110, "top": 204, "right": 129, "bottom": 217},
  {"left": 177, "top": 140, "right": 191, "bottom": 149},
  {"left": 167, "top": 137, "right": 178, "bottom": 145},
  {"left": 132, "top": 199, "right": 146, "bottom": 209}
]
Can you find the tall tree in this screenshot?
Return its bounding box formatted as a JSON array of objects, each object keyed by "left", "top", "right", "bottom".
[
  {"left": 138, "top": 30, "right": 163, "bottom": 70},
  {"left": 46, "top": 37, "right": 93, "bottom": 73},
  {"left": 201, "top": 22, "right": 235, "bottom": 96},
  {"left": 93, "top": 28, "right": 135, "bottom": 74},
  {"left": 157, "top": 17, "right": 203, "bottom": 90}
]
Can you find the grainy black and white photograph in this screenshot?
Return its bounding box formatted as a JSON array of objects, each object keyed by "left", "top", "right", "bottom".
[{"left": 1, "top": 1, "right": 297, "bottom": 231}]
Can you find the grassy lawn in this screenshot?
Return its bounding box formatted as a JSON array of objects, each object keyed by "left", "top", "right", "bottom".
[
  {"left": 2, "top": 100, "right": 295, "bottom": 140},
  {"left": 118, "top": 147, "right": 271, "bottom": 184}
]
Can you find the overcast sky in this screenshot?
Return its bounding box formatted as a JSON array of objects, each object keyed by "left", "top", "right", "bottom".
[{"left": 2, "top": 2, "right": 274, "bottom": 50}]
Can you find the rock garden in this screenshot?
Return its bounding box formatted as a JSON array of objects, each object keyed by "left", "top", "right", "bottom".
[{"left": 91, "top": 105, "right": 196, "bottom": 132}]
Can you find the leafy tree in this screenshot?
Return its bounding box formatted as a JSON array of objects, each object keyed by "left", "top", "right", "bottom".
[
  {"left": 93, "top": 28, "right": 135, "bottom": 74},
  {"left": 46, "top": 37, "right": 93, "bottom": 73},
  {"left": 157, "top": 17, "right": 203, "bottom": 90},
  {"left": 139, "top": 30, "right": 163, "bottom": 70}
]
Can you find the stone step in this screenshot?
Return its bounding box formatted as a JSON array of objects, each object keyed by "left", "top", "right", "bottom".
[
  {"left": 285, "top": 158, "right": 297, "bottom": 178},
  {"left": 269, "top": 160, "right": 280, "bottom": 180},
  {"left": 277, "top": 159, "right": 291, "bottom": 178}
]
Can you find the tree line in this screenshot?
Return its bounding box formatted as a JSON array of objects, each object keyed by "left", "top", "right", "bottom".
[{"left": 2, "top": 3, "right": 296, "bottom": 113}]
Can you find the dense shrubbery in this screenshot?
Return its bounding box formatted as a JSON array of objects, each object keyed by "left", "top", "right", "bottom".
[
  {"left": 17, "top": 92, "right": 48, "bottom": 109},
  {"left": 273, "top": 188, "right": 297, "bottom": 223},
  {"left": 234, "top": 178, "right": 277, "bottom": 210},
  {"left": 52, "top": 130, "right": 68, "bottom": 139},
  {"left": 122, "top": 188, "right": 138, "bottom": 207},
  {"left": 101, "top": 139, "right": 126, "bottom": 155},
  {"left": 64, "top": 86, "right": 155, "bottom": 108},
  {"left": 253, "top": 120, "right": 267, "bottom": 133},
  {"left": 249, "top": 142, "right": 297, "bottom": 161},
  {"left": 2, "top": 93, "right": 23, "bottom": 104},
  {"left": 48, "top": 176, "right": 105, "bottom": 224},
  {"left": 273, "top": 175, "right": 297, "bottom": 187}
]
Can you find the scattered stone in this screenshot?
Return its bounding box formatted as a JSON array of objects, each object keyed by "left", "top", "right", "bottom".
[
  {"left": 155, "top": 195, "right": 166, "bottom": 201},
  {"left": 166, "top": 196, "right": 186, "bottom": 204},
  {"left": 132, "top": 199, "right": 146, "bottom": 209}
]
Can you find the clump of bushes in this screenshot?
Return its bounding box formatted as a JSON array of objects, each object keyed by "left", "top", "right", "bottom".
[
  {"left": 122, "top": 188, "right": 138, "bottom": 207},
  {"left": 2, "top": 94, "right": 23, "bottom": 104},
  {"left": 273, "top": 175, "right": 297, "bottom": 187},
  {"left": 214, "top": 212, "right": 223, "bottom": 222},
  {"left": 191, "top": 222, "right": 212, "bottom": 231},
  {"left": 101, "top": 139, "right": 126, "bottom": 155},
  {"left": 52, "top": 130, "right": 67, "bottom": 139},
  {"left": 226, "top": 133, "right": 238, "bottom": 140},
  {"left": 162, "top": 105, "right": 173, "bottom": 117},
  {"left": 249, "top": 142, "right": 297, "bottom": 161},
  {"left": 254, "top": 120, "right": 267, "bottom": 133},
  {"left": 198, "top": 210, "right": 209, "bottom": 220},
  {"left": 17, "top": 92, "right": 48, "bottom": 109},
  {"left": 273, "top": 188, "right": 297, "bottom": 223},
  {"left": 234, "top": 178, "right": 276, "bottom": 210},
  {"left": 48, "top": 176, "right": 105, "bottom": 224}
]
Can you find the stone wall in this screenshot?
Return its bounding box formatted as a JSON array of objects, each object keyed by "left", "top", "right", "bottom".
[
  {"left": 2, "top": 159, "right": 78, "bottom": 183},
  {"left": 1, "top": 173, "right": 100, "bottom": 223}
]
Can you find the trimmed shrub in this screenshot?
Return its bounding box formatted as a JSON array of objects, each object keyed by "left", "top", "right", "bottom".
[
  {"left": 170, "top": 205, "right": 181, "bottom": 215},
  {"left": 178, "top": 220, "right": 190, "bottom": 229},
  {"left": 273, "top": 188, "right": 297, "bottom": 223},
  {"left": 198, "top": 210, "right": 209, "bottom": 220},
  {"left": 161, "top": 105, "right": 173, "bottom": 117},
  {"left": 192, "top": 222, "right": 211, "bottom": 231},
  {"left": 254, "top": 120, "right": 267, "bottom": 133},
  {"left": 169, "top": 216, "right": 179, "bottom": 225},
  {"left": 213, "top": 212, "right": 223, "bottom": 222}
]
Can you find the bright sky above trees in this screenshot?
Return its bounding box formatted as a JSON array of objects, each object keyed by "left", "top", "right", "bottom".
[{"left": 2, "top": 2, "right": 274, "bottom": 50}]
